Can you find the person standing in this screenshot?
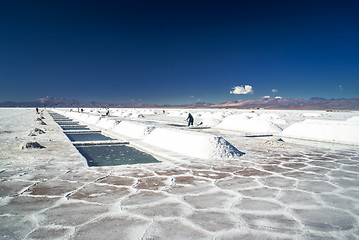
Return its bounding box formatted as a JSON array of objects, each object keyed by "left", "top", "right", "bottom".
[{"left": 186, "top": 113, "right": 194, "bottom": 126}]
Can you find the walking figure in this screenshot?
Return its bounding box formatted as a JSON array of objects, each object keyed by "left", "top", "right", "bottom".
[{"left": 186, "top": 113, "right": 194, "bottom": 126}]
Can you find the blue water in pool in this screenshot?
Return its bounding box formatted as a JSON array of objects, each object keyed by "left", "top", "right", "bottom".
[
  {"left": 76, "top": 145, "right": 160, "bottom": 166},
  {"left": 65, "top": 133, "right": 114, "bottom": 141}
]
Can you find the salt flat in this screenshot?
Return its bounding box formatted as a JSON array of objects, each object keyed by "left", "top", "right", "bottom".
[{"left": 1, "top": 108, "right": 359, "bottom": 239}]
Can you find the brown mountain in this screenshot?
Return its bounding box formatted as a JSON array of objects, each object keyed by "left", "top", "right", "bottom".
[
  {"left": 211, "top": 97, "right": 359, "bottom": 110},
  {"left": 0, "top": 97, "right": 358, "bottom": 110}
]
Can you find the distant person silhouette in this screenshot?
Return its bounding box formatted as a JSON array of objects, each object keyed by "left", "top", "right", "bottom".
[{"left": 186, "top": 113, "right": 194, "bottom": 127}]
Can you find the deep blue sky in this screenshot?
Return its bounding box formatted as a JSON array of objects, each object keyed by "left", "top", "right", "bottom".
[{"left": 1, "top": 0, "right": 358, "bottom": 104}]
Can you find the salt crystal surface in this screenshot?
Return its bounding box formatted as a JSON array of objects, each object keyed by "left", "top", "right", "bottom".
[
  {"left": 281, "top": 119, "right": 359, "bottom": 145},
  {"left": 217, "top": 117, "right": 283, "bottom": 134},
  {"left": 1, "top": 108, "right": 359, "bottom": 239}
]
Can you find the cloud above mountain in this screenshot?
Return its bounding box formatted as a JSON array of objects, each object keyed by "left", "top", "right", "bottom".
[{"left": 230, "top": 85, "right": 253, "bottom": 94}]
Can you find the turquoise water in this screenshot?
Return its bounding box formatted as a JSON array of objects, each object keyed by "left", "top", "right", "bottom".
[{"left": 76, "top": 145, "right": 160, "bottom": 166}]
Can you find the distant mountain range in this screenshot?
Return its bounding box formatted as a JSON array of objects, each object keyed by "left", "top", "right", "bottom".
[
  {"left": 0, "top": 97, "right": 358, "bottom": 110},
  {"left": 212, "top": 97, "right": 359, "bottom": 110}
]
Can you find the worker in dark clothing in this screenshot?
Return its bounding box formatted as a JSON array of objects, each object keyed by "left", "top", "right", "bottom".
[{"left": 186, "top": 113, "right": 194, "bottom": 126}]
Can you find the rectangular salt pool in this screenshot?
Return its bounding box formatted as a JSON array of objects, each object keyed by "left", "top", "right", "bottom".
[
  {"left": 53, "top": 118, "right": 71, "bottom": 121},
  {"left": 58, "top": 122, "right": 80, "bottom": 125},
  {"left": 62, "top": 126, "right": 90, "bottom": 131},
  {"left": 65, "top": 133, "right": 114, "bottom": 142},
  {"left": 76, "top": 145, "right": 160, "bottom": 166}
]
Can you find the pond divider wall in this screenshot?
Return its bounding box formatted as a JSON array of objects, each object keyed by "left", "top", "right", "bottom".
[
  {"left": 49, "top": 111, "right": 158, "bottom": 166},
  {"left": 52, "top": 109, "right": 244, "bottom": 161}
]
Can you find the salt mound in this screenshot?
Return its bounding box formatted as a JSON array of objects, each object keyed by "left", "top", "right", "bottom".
[
  {"left": 144, "top": 128, "right": 244, "bottom": 160},
  {"left": 302, "top": 113, "right": 322, "bottom": 117},
  {"left": 242, "top": 112, "right": 258, "bottom": 118},
  {"left": 347, "top": 116, "right": 359, "bottom": 122},
  {"left": 225, "top": 114, "right": 250, "bottom": 120},
  {"left": 113, "top": 121, "right": 155, "bottom": 139},
  {"left": 20, "top": 141, "right": 45, "bottom": 149},
  {"left": 217, "top": 118, "right": 282, "bottom": 134},
  {"left": 97, "top": 118, "right": 118, "bottom": 130},
  {"left": 281, "top": 119, "right": 359, "bottom": 145},
  {"left": 257, "top": 113, "right": 280, "bottom": 120},
  {"left": 86, "top": 115, "right": 101, "bottom": 125},
  {"left": 36, "top": 118, "right": 46, "bottom": 125},
  {"left": 200, "top": 117, "right": 222, "bottom": 127},
  {"left": 273, "top": 119, "right": 288, "bottom": 125},
  {"left": 28, "top": 128, "right": 45, "bottom": 136}
]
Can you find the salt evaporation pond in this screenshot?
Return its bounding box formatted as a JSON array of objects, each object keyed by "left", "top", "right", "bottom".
[
  {"left": 57, "top": 121, "right": 80, "bottom": 126},
  {"left": 65, "top": 133, "right": 114, "bottom": 142},
  {"left": 76, "top": 145, "right": 160, "bottom": 166},
  {"left": 52, "top": 112, "right": 160, "bottom": 167},
  {"left": 1, "top": 108, "right": 359, "bottom": 240},
  {"left": 61, "top": 126, "right": 90, "bottom": 131}
]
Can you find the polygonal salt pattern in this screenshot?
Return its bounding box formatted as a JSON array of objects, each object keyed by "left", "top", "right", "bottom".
[
  {"left": 27, "top": 226, "right": 73, "bottom": 240},
  {"left": 96, "top": 175, "right": 137, "bottom": 186},
  {"left": 260, "top": 176, "right": 297, "bottom": 189},
  {"left": 277, "top": 190, "right": 321, "bottom": 207},
  {"left": 291, "top": 207, "right": 357, "bottom": 231},
  {"left": 240, "top": 213, "right": 300, "bottom": 235},
  {"left": 27, "top": 180, "right": 83, "bottom": 196},
  {"left": 215, "top": 176, "right": 260, "bottom": 190},
  {"left": 123, "top": 200, "right": 193, "bottom": 218},
  {"left": 2, "top": 196, "right": 61, "bottom": 215},
  {"left": 184, "top": 191, "right": 237, "bottom": 209},
  {"left": 67, "top": 183, "right": 131, "bottom": 204},
  {"left": 1, "top": 109, "right": 359, "bottom": 239},
  {"left": 239, "top": 187, "right": 280, "bottom": 198},
  {"left": 73, "top": 214, "right": 151, "bottom": 240},
  {"left": 121, "top": 190, "right": 169, "bottom": 207},
  {"left": 0, "top": 180, "right": 34, "bottom": 197},
  {"left": 142, "top": 219, "right": 211, "bottom": 240},
  {"left": 297, "top": 180, "right": 338, "bottom": 193},
  {"left": 188, "top": 210, "right": 238, "bottom": 232},
  {"left": 134, "top": 176, "right": 171, "bottom": 190},
  {"left": 0, "top": 215, "right": 37, "bottom": 240},
  {"left": 233, "top": 198, "right": 283, "bottom": 212},
  {"left": 38, "top": 202, "right": 109, "bottom": 227}
]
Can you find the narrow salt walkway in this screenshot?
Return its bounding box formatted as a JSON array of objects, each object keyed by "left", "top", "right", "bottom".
[{"left": 0, "top": 108, "right": 358, "bottom": 239}]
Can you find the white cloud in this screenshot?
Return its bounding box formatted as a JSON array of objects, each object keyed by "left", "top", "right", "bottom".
[
  {"left": 230, "top": 85, "right": 253, "bottom": 95},
  {"left": 338, "top": 85, "right": 343, "bottom": 90},
  {"left": 272, "top": 89, "right": 278, "bottom": 93},
  {"left": 263, "top": 96, "right": 270, "bottom": 98}
]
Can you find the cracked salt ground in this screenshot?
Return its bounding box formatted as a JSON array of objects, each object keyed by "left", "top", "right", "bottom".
[{"left": 1, "top": 109, "right": 359, "bottom": 239}]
